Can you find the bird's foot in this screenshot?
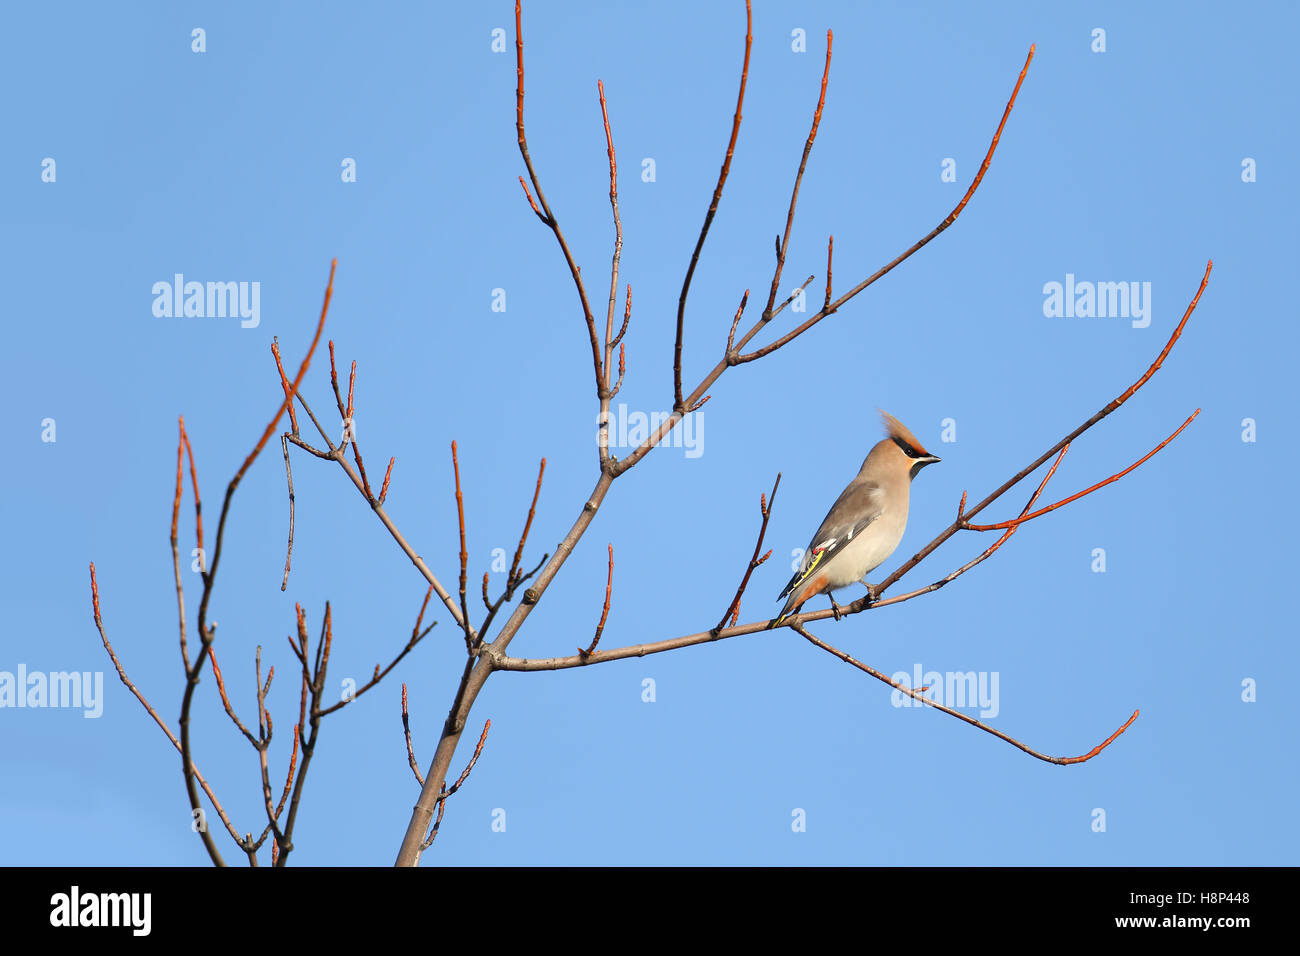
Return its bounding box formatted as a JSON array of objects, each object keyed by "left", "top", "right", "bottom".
[
  {"left": 862, "top": 582, "right": 878, "bottom": 607},
  {"left": 828, "top": 594, "right": 844, "bottom": 622}
]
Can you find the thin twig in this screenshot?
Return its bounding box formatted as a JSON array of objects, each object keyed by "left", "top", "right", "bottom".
[
  {"left": 179, "top": 259, "right": 337, "bottom": 868},
  {"left": 90, "top": 563, "right": 243, "bottom": 847},
  {"left": 716, "top": 473, "right": 780, "bottom": 632},
  {"left": 270, "top": 339, "right": 300, "bottom": 435},
  {"left": 494, "top": 264, "right": 1211, "bottom": 671},
  {"left": 609, "top": 50, "right": 1038, "bottom": 481},
  {"left": 613, "top": 284, "right": 631, "bottom": 347},
  {"left": 792, "top": 622, "right": 1137, "bottom": 766},
  {"left": 207, "top": 645, "right": 258, "bottom": 746},
  {"left": 598, "top": 78, "right": 623, "bottom": 467},
  {"left": 379, "top": 457, "right": 395, "bottom": 505},
  {"left": 402, "top": 684, "right": 424, "bottom": 786},
  {"left": 279, "top": 433, "right": 295, "bottom": 591},
  {"left": 286, "top": 391, "right": 465, "bottom": 630},
  {"left": 872, "top": 260, "right": 1212, "bottom": 600},
  {"left": 674, "top": 0, "right": 752, "bottom": 411},
  {"left": 451, "top": 441, "right": 474, "bottom": 650},
  {"left": 421, "top": 719, "right": 491, "bottom": 849},
  {"left": 181, "top": 428, "right": 204, "bottom": 568},
  {"left": 579, "top": 544, "right": 614, "bottom": 657},
  {"left": 733, "top": 46, "right": 1036, "bottom": 363},
  {"left": 507, "top": 458, "right": 546, "bottom": 588},
  {"left": 515, "top": 0, "right": 602, "bottom": 392},
  {"left": 314, "top": 625, "right": 429, "bottom": 718},
  {"left": 964, "top": 411, "right": 1200, "bottom": 532},
  {"left": 761, "top": 29, "right": 832, "bottom": 322},
  {"left": 824, "top": 235, "right": 834, "bottom": 309},
  {"left": 171, "top": 419, "right": 189, "bottom": 672},
  {"left": 726, "top": 290, "right": 750, "bottom": 354}
]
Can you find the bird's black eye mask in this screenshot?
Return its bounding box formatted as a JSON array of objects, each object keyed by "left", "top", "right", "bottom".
[{"left": 893, "top": 437, "right": 925, "bottom": 458}]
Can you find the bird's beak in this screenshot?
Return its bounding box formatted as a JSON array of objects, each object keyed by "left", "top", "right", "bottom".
[{"left": 909, "top": 454, "right": 940, "bottom": 479}]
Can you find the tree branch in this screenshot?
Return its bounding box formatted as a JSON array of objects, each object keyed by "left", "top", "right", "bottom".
[
  {"left": 791, "top": 623, "right": 1138, "bottom": 766},
  {"left": 716, "top": 473, "right": 779, "bottom": 632},
  {"left": 515, "top": 0, "right": 602, "bottom": 392},
  {"left": 675, "top": 0, "right": 752, "bottom": 411}
]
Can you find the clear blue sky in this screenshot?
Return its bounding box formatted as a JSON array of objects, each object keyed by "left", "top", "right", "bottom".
[{"left": 3, "top": 1, "right": 1296, "bottom": 865}]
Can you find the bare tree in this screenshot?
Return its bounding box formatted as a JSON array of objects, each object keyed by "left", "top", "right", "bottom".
[{"left": 89, "top": 0, "right": 1210, "bottom": 867}]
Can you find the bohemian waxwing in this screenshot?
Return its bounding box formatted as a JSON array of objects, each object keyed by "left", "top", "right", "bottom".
[{"left": 774, "top": 411, "right": 940, "bottom": 625}]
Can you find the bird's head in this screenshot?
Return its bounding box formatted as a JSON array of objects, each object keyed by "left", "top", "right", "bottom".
[{"left": 878, "top": 409, "right": 941, "bottom": 480}]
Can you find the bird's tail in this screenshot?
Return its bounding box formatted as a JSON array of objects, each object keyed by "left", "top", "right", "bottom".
[
  {"left": 770, "top": 595, "right": 800, "bottom": 628},
  {"left": 771, "top": 569, "right": 825, "bottom": 628},
  {"left": 771, "top": 549, "right": 831, "bottom": 627}
]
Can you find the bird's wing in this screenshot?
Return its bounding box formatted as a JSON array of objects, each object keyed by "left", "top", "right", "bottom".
[{"left": 777, "top": 480, "right": 885, "bottom": 600}]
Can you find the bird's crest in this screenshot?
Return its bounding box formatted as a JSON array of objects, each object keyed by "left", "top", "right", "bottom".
[{"left": 879, "top": 409, "right": 934, "bottom": 459}]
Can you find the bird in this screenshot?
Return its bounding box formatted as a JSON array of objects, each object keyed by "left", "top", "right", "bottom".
[{"left": 773, "top": 411, "right": 940, "bottom": 626}]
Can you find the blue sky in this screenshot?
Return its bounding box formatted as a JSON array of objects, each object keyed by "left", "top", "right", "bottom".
[{"left": 3, "top": 1, "right": 1296, "bottom": 866}]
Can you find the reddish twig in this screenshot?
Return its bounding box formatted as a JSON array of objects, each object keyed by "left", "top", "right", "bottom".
[
  {"left": 312, "top": 596, "right": 434, "bottom": 720},
  {"left": 451, "top": 441, "right": 474, "bottom": 650},
  {"left": 517, "top": 176, "right": 545, "bottom": 222},
  {"left": 275, "top": 725, "right": 300, "bottom": 819},
  {"left": 674, "top": 0, "right": 752, "bottom": 411},
  {"left": 346, "top": 360, "right": 356, "bottom": 420},
  {"left": 733, "top": 47, "right": 1035, "bottom": 363},
  {"left": 171, "top": 419, "right": 185, "bottom": 541},
  {"left": 379, "top": 456, "right": 395, "bottom": 504},
  {"left": 421, "top": 719, "right": 491, "bottom": 849},
  {"left": 863, "top": 444, "right": 1072, "bottom": 612},
  {"left": 181, "top": 425, "right": 204, "bottom": 565},
  {"left": 207, "top": 645, "right": 258, "bottom": 746},
  {"left": 964, "top": 411, "right": 1199, "bottom": 532},
  {"left": 279, "top": 434, "right": 295, "bottom": 591},
  {"left": 507, "top": 458, "right": 546, "bottom": 588},
  {"left": 613, "top": 284, "right": 631, "bottom": 347},
  {"left": 270, "top": 339, "right": 300, "bottom": 435},
  {"left": 402, "top": 684, "right": 424, "bottom": 786},
  {"left": 496, "top": 263, "right": 1212, "bottom": 673},
  {"left": 762, "top": 29, "right": 832, "bottom": 322},
  {"left": 873, "top": 261, "right": 1212, "bottom": 600},
  {"left": 171, "top": 419, "right": 190, "bottom": 671},
  {"left": 177, "top": 259, "right": 337, "bottom": 867},
  {"left": 580, "top": 544, "right": 614, "bottom": 658},
  {"left": 90, "top": 563, "right": 243, "bottom": 848},
  {"left": 327, "top": 345, "right": 375, "bottom": 501},
  {"left": 792, "top": 622, "right": 1137, "bottom": 765},
  {"left": 412, "top": 584, "right": 434, "bottom": 641},
  {"left": 610, "top": 342, "right": 626, "bottom": 398},
  {"left": 606, "top": 49, "right": 1038, "bottom": 482},
  {"left": 725, "top": 290, "right": 750, "bottom": 354},
  {"left": 823, "top": 235, "right": 834, "bottom": 309},
  {"left": 284, "top": 389, "right": 466, "bottom": 633},
  {"left": 598, "top": 80, "right": 624, "bottom": 461},
  {"left": 328, "top": 341, "right": 341, "bottom": 422},
  {"left": 716, "top": 473, "right": 780, "bottom": 632},
  {"left": 515, "top": 0, "right": 602, "bottom": 393},
  {"left": 235, "top": 261, "right": 334, "bottom": 484}
]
